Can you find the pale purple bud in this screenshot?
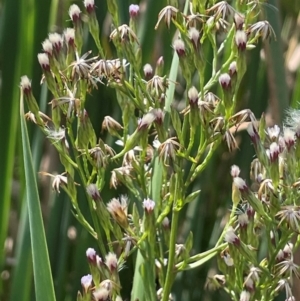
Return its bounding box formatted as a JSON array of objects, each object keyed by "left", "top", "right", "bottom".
[
  {"left": 143, "top": 198, "right": 155, "bottom": 213},
  {"left": 86, "top": 248, "right": 97, "bottom": 264},
  {"left": 230, "top": 165, "right": 240, "bottom": 177},
  {"left": 224, "top": 226, "right": 240, "bottom": 246},
  {"left": 219, "top": 73, "right": 231, "bottom": 90},
  {"left": 235, "top": 30, "right": 247, "bottom": 51},
  {"left": 234, "top": 13, "right": 245, "bottom": 30},
  {"left": 269, "top": 142, "right": 280, "bottom": 162},
  {"left": 162, "top": 217, "right": 170, "bottom": 229},
  {"left": 238, "top": 213, "right": 249, "bottom": 229},
  {"left": 48, "top": 33, "right": 63, "bottom": 53},
  {"left": 233, "top": 177, "right": 248, "bottom": 193},
  {"left": 81, "top": 274, "right": 93, "bottom": 292},
  {"left": 229, "top": 61, "right": 237, "bottom": 76},
  {"left": 37, "top": 53, "right": 50, "bottom": 71},
  {"left": 188, "top": 86, "right": 199, "bottom": 106},
  {"left": 20, "top": 76, "right": 32, "bottom": 95},
  {"left": 267, "top": 125, "right": 280, "bottom": 140},
  {"left": 105, "top": 252, "right": 118, "bottom": 272},
  {"left": 283, "top": 128, "right": 295, "bottom": 150},
  {"left": 84, "top": 0, "right": 95, "bottom": 14},
  {"left": 188, "top": 27, "right": 200, "bottom": 49},
  {"left": 143, "top": 63, "right": 153, "bottom": 79},
  {"left": 240, "top": 290, "right": 250, "bottom": 301},
  {"left": 86, "top": 183, "right": 101, "bottom": 201},
  {"left": 64, "top": 28, "right": 75, "bottom": 47},
  {"left": 69, "top": 4, "right": 81, "bottom": 22},
  {"left": 42, "top": 39, "right": 53, "bottom": 55},
  {"left": 247, "top": 123, "right": 260, "bottom": 145},
  {"left": 129, "top": 4, "right": 139, "bottom": 18},
  {"left": 173, "top": 39, "right": 185, "bottom": 57}
]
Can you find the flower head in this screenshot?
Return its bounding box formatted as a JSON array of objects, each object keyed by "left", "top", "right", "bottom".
[
  {"left": 219, "top": 73, "right": 231, "bottom": 90},
  {"left": 86, "top": 248, "right": 97, "bottom": 264},
  {"left": 81, "top": 274, "right": 93, "bottom": 293},
  {"left": 224, "top": 226, "right": 240, "bottom": 246},
  {"left": 129, "top": 4, "right": 139, "bottom": 18},
  {"left": 105, "top": 252, "right": 118, "bottom": 272},
  {"left": 143, "top": 198, "right": 155, "bottom": 213},
  {"left": 69, "top": 4, "right": 81, "bottom": 22}
]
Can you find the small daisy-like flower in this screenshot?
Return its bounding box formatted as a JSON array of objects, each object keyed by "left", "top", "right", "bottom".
[
  {"left": 219, "top": 73, "right": 231, "bottom": 90},
  {"left": 155, "top": 5, "right": 178, "bottom": 29},
  {"left": 48, "top": 33, "right": 63, "bottom": 53},
  {"left": 37, "top": 53, "right": 50, "bottom": 71},
  {"left": 234, "top": 13, "right": 244, "bottom": 30},
  {"left": 20, "top": 75, "right": 32, "bottom": 96},
  {"left": 268, "top": 142, "right": 280, "bottom": 162},
  {"left": 69, "top": 4, "right": 81, "bottom": 22},
  {"left": 239, "top": 290, "right": 250, "bottom": 301},
  {"left": 230, "top": 165, "right": 240, "bottom": 177},
  {"left": 267, "top": 124, "right": 280, "bottom": 140},
  {"left": 143, "top": 63, "right": 153, "bottom": 79},
  {"left": 162, "top": 217, "right": 170, "bottom": 229},
  {"left": 247, "top": 122, "right": 260, "bottom": 145},
  {"left": 233, "top": 177, "right": 248, "bottom": 193},
  {"left": 188, "top": 27, "right": 200, "bottom": 50},
  {"left": 188, "top": 86, "right": 199, "bottom": 107},
  {"left": 129, "top": 4, "right": 139, "bottom": 18},
  {"left": 283, "top": 128, "right": 295, "bottom": 150},
  {"left": 81, "top": 274, "right": 93, "bottom": 293},
  {"left": 173, "top": 39, "right": 186, "bottom": 57},
  {"left": 224, "top": 226, "right": 240, "bottom": 246},
  {"left": 244, "top": 276, "right": 255, "bottom": 291},
  {"left": 248, "top": 20, "right": 276, "bottom": 41},
  {"left": 143, "top": 198, "right": 155, "bottom": 213},
  {"left": 86, "top": 248, "right": 97, "bottom": 264},
  {"left": 42, "top": 39, "right": 53, "bottom": 55},
  {"left": 235, "top": 30, "right": 247, "bottom": 51},
  {"left": 86, "top": 184, "right": 101, "bottom": 201},
  {"left": 107, "top": 196, "right": 128, "bottom": 228},
  {"left": 229, "top": 61, "right": 237, "bottom": 77},
  {"left": 137, "top": 111, "right": 156, "bottom": 131},
  {"left": 64, "top": 28, "right": 75, "bottom": 47},
  {"left": 105, "top": 252, "right": 118, "bottom": 272},
  {"left": 238, "top": 213, "right": 249, "bottom": 229},
  {"left": 84, "top": 0, "right": 95, "bottom": 14},
  {"left": 93, "top": 287, "right": 109, "bottom": 301}
]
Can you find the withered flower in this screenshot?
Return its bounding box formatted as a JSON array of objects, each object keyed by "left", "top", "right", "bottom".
[{"left": 155, "top": 6, "right": 178, "bottom": 29}]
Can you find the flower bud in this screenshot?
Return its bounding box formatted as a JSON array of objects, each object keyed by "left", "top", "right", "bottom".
[
  {"left": 105, "top": 252, "right": 118, "bottom": 273},
  {"left": 235, "top": 30, "right": 247, "bottom": 51},
  {"left": 129, "top": 4, "right": 139, "bottom": 18},
  {"left": 81, "top": 274, "right": 93, "bottom": 293},
  {"left": 219, "top": 73, "right": 231, "bottom": 90},
  {"left": 86, "top": 184, "right": 101, "bottom": 201},
  {"left": 173, "top": 39, "right": 186, "bottom": 57},
  {"left": 86, "top": 248, "right": 97, "bottom": 265},
  {"left": 143, "top": 63, "right": 153, "bottom": 79},
  {"left": 143, "top": 198, "right": 155, "bottom": 214}
]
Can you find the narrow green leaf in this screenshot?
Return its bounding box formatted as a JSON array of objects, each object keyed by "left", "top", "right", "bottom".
[{"left": 20, "top": 90, "right": 56, "bottom": 301}]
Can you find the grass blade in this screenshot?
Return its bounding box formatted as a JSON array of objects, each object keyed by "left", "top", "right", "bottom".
[{"left": 20, "top": 89, "right": 56, "bottom": 301}]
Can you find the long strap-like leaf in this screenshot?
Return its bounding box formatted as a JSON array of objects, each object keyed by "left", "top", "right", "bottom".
[{"left": 20, "top": 88, "right": 56, "bottom": 301}]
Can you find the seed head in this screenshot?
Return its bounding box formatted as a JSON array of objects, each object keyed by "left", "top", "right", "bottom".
[{"left": 155, "top": 6, "right": 178, "bottom": 29}]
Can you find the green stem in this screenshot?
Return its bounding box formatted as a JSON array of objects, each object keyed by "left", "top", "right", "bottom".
[{"left": 162, "top": 208, "right": 180, "bottom": 301}]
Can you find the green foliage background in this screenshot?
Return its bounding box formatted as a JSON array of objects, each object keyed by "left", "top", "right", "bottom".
[{"left": 0, "top": 0, "right": 299, "bottom": 300}]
